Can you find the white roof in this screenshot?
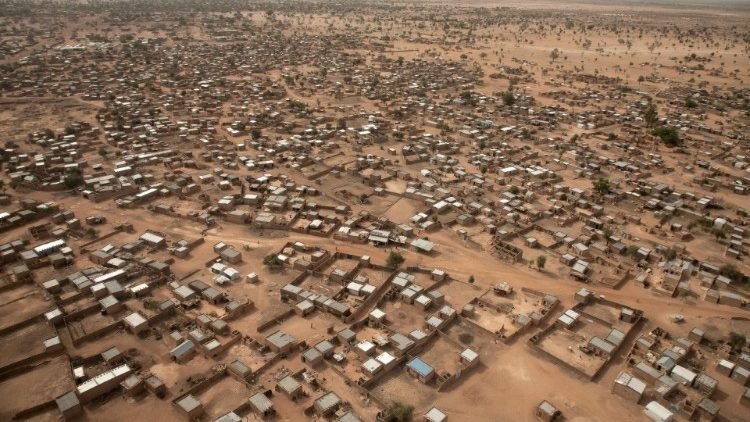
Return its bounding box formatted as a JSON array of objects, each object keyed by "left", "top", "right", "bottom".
[
  {"left": 124, "top": 312, "right": 147, "bottom": 327},
  {"left": 93, "top": 269, "right": 125, "bottom": 284},
  {"left": 672, "top": 365, "right": 697, "bottom": 383},
  {"left": 140, "top": 231, "right": 164, "bottom": 244},
  {"left": 362, "top": 358, "right": 382, "bottom": 373},
  {"left": 645, "top": 401, "right": 673, "bottom": 422},
  {"left": 356, "top": 340, "right": 375, "bottom": 352},
  {"left": 33, "top": 238, "right": 66, "bottom": 254},
  {"left": 376, "top": 352, "right": 396, "bottom": 366},
  {"left": 370, "top": 308, "right": 386, "bottom": 319},
  {"left": 424, "top": 407, "right": 447, "bottom": 422},
  {"left": 460, "top": 348, "right": 479, "bottom": 362}
]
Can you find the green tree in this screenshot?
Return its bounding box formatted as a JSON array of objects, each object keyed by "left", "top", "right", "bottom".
[
  {"left": 386, "top": 251, "right": 405, "bottom": 269},
  {"left": 119, "top": 33, "right": 134, "bottom": 43},
  {"left": 502, "top": 91, "right": 515, "bottom": 106},
  {"left": 728, "top": 332, "right": 747, "bottom": 352},
  {"left": 550, "top": 48, "right": 560, "bottom": 62},
  {"left": 536, "top": 255, "right": 546, "bottom": 270},
  {"left": 468, "top": 275, "right": 475, "bottom": 284},
  {"left": 644, "top": 103, "right": 658, "bottom": 127},
  {"left": 720, "top": 264, "right": 748, "bottom": 284},
  {"left": 593, "top": 177, "right": 610, "bottom": 194},
  {"left": 389, "top": 401, "right": 414, "bottom": 422},
  {"left": 64, "top": 171, "right": 83, "bottom": 189},
  {"left": 652, "top": 127, "right": 680, "bottom": 147},
  {"left": 263, "top": 254, "right": 283, "bottom": 269}
]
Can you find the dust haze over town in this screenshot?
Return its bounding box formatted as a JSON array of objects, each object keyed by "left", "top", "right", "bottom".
[{"left": 0, "top": 0, "right": 749, "bottom": 421}]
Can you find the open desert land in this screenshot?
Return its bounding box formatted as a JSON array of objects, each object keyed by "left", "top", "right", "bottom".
[{"left": 0, "top": 0, "right": 749, "bottom": 421}]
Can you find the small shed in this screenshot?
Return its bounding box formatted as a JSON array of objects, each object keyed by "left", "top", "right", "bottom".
[
  {"left": 248, "top": 392, "right": 275, "bottom": 418},
  {"left": 176, "top": 394, "right": 204, "bottom": 419}
]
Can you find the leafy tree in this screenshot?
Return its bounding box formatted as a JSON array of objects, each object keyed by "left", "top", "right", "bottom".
[
  {"left": 460, "top": 90, "right": 475, "bottom": 106},
  {"left": 389, "top": 401, "right": 414, "bottom": 422},
  {"left": 728, "top": 332, "right": 747, "bottom": 352},
  {"left": 627, "top": 245, "right": 640, "bottom": 257},
  {"left": 263, "top": 254, "right": 283, "bottom": 269},
  {"left": 386, "top": 251, "right": 405, "bottom": 269},
  {"left": 720, "top": 264, "right": 748, "bottom": 284},
  {"left": 336, "top": 117, "right": 347, "bottom": 130},
  {"left": 468, "top": 275, "right": 475, "bottom": 284},
  {"left": 652, "top": 126, "right": 680, "bottom": 147},
  {"left": 593, "top": 177, "right": 610, "bottom": 194},
  {"left": 549, "top": 48, "right": 560, "bottom": 62},
  {"left": 536, "top": 255, "right": 546, "bottom": 270},
  {"left": 64, "top": 171, "right": 83, "bottom": 189},
  {"left": 644, "top": 103, "right": 658, "bottom": 127},
  {"left": 502, "top": 91, "right": 515, "bottom": 106},
  {"left": 711, "top": 227, "right": 727, "bottom": 240},
  {"left": 251, "top": 128, "right": 261, "bottom": 139}
]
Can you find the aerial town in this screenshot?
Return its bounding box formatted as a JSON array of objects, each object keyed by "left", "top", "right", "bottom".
[{"left": 0, "top": 0, "right": 748, "bottom": 421}]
